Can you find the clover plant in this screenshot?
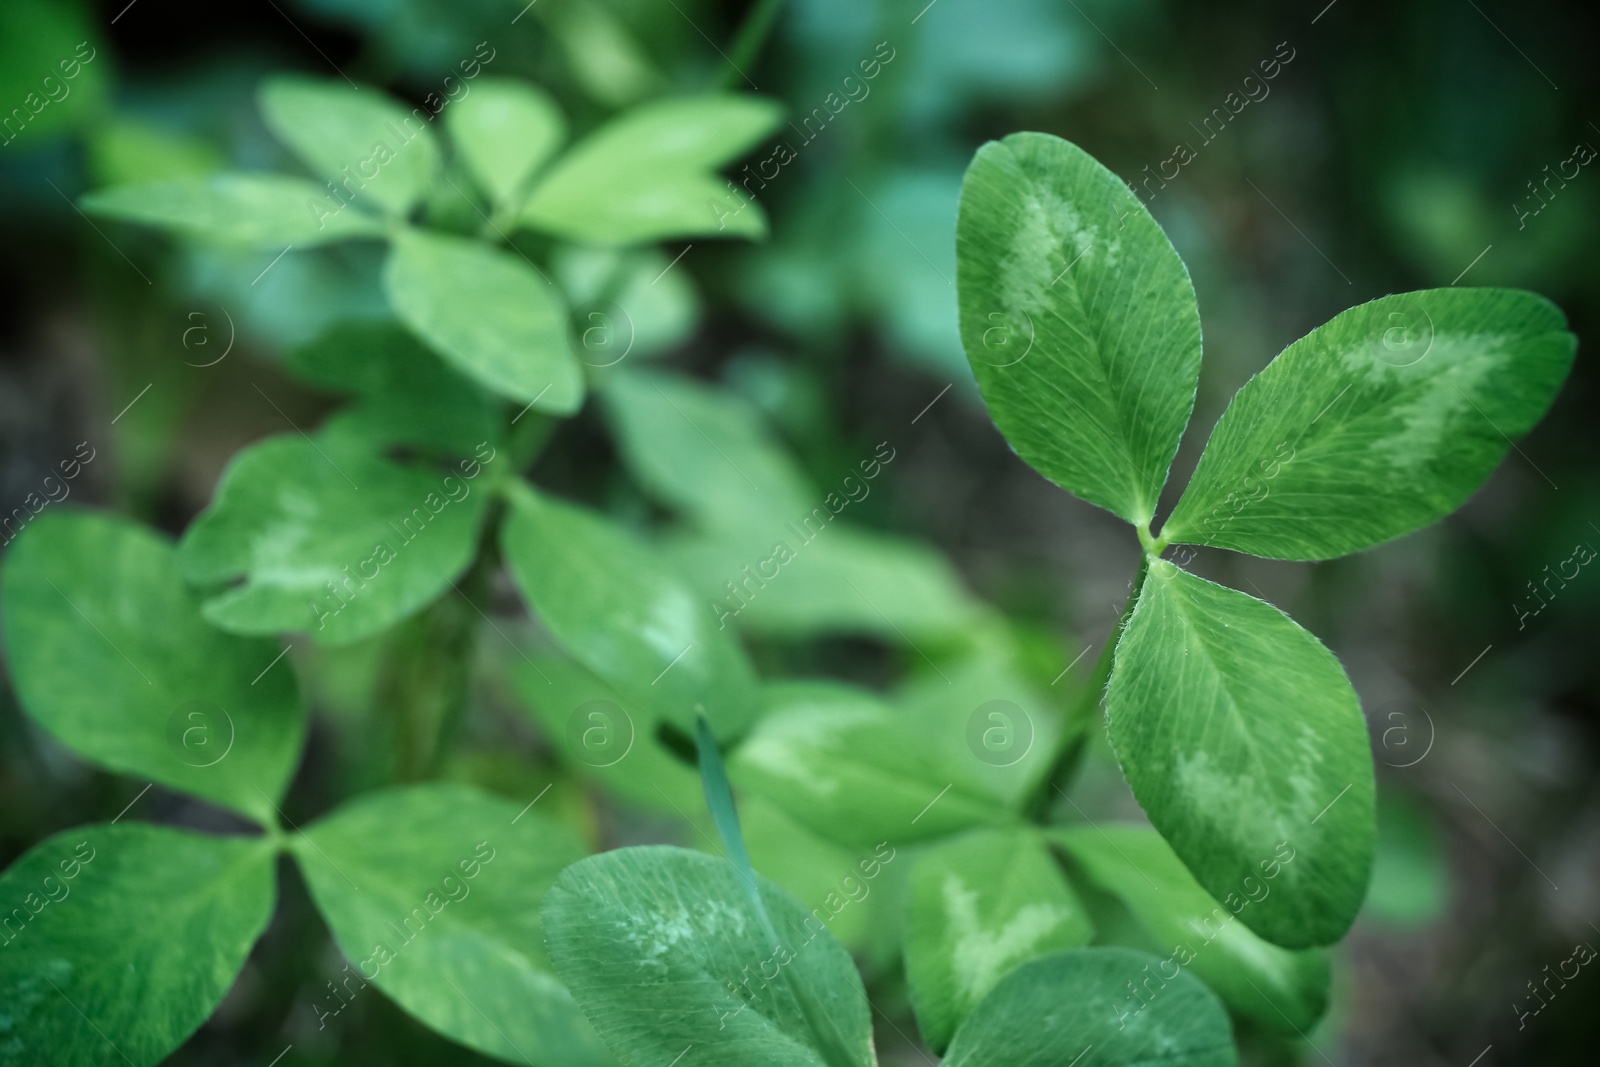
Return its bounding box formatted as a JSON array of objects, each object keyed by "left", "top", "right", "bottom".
[{"left": 0, "top": 64, "right": 1575, "bottom": 1067}]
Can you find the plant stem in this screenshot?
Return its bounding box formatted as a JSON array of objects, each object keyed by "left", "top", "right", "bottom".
[
  {"left": 383, "top": 495, "right": 506, "bottom": 782},
  {"left": 720, "top": 0, "right": 788, "bottom": 90},
  {"left": 382, "top": 405, "right": 559, "bottom": 780},
  {"left": 1023, "top": 553, "right": 1152, "bottom": 820},
  {"left": 375, "top": 568, "right": 483, "bottom": 781}
]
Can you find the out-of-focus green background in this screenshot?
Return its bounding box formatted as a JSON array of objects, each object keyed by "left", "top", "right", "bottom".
[{"left": 2, "top": 0, "right": 1596, "bottom": 1064}]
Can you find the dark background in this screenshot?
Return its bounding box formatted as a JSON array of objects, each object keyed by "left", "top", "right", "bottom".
[{"left": 2, "top": 0, "right": 1598, "bottom": 1063}]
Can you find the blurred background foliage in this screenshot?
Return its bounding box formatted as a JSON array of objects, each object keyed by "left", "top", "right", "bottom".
[{"left": 1, "top": 0, "right": 1597, "bottom": 1064}]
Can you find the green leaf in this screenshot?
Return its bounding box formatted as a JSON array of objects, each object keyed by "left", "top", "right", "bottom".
[
  {"left": 1161, "top": 288, "right": 1576, "bottom": 558},
  {"left": 541, "top": 0, "right": 662, "bottom": 108},
  {"left": 730, "top": 682, "right": 1007, "bottom": 848},
  {"left": 543, "top": 845, "right": 875, "bottom": 1067},
  {"left": 905, "top": 828, "right": 1093, "bottom": 1052},
  {"left": 666, "top": 524, "right": 984, "bottom": 642},
  {"left": 0, "top": 511, "right": 305, "bottom": 825},
  {"left": 178, "top": 434, "right": 494, "bottom": 646},
  {"left": 739, "top": 798, "right": 892, "bottom": 955},
  {"left": 1052, "top": 824, "right": 1330, "bottom": 1032},
  {"left": 88, "top": 119, "right": 224, "bottom": 187},
  {"left": 448, "top": 78, "right": 566, "bottom": 208},
  {"left": 259, "top": 74, "right": 440, "bottom": 217},
  {"left": 696, "top": 714, "right": 759, "bottom": 898},
  {"left": 553, "top": 245, "right": 702, "bottom": 360},
  {"left": 1105, "top": 561, "right": 1375, "bottom": 947},
  {"left": 507, "top": 651, "right": 703, "bottom": 815},
  {"left": 956, "top": 132, "right": 1202, "bottom": 525},
  {"left": 894, "top": 639, "right": 1070, "bottom": 809},
  {"left": 0, "top": 1, "right": 107, "bottom": 145},
  {"left": 522, "top": 95, "right": 783, "bottom": 245},
  {"left": 294, "top": 784, "right": 613, "bottom": 1066},
  {"left": 286, "top": 319, "right": 501, "bottom": 455},
  {"left": 603, "top": 369, "right": 814, "bottom": 531},
  {"left": 0, "top": 825, "right": 276, "bottom": 1067},
  {"left": 941, "top": 947, "right": 1237, "bottom": 1067},
  {"left": 81, "top": 174, "right": 388, "bottom": 247},
  {"left": 500, "top": 483, "right": 759, "bottom": 741},
  {"left": 1364, "top": 793, "right": 1450, "bottom": 926},
  {"left": 384, "top": 228, "right": 583, "bottom": 412}
]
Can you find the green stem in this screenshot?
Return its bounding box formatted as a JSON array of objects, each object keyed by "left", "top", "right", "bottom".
[
  {"left": 693, "top": 716, "right": 860, "bottom": 1067},
  {"left": 1023, "top": 553, "right": 1152, "bottom": 820},
  {"left": 719, "top": 0, "right": 787, "bottom": 90},
  {"left": 374, "top": 557, "right": 486, "bottom": 781}
]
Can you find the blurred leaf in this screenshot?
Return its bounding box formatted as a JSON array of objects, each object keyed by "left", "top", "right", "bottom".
[
  {"left": 906, "top": 827, "right": 1094, "bottom": 1052},
  {"left": 902, "top": 0, "right": 1095, "bottom": 114},
  {"left": 500, "top": 482, "right": 759, "bottom": 742},
  {"left": 739, "top": 797, "right": 890, "bottom": 954},
  {"left": 543, "top": 845, "right": 875, "bottom": 1067},
  {"left": 259, "top": 74, "right": 440, "bottom": 216},
  {"left": 956, "top": 132, "right": 1201, "bottom": 526},
  {"left": 183, "top": 239, "right": 391, "bottom": 353},
  {"left": 1, "top": 510, "right": 305, "bottom": 825},
  {"left": 447, "top": 78, "right": 566, "bottom": 208},
  {"left": 507, "top": 650, "right": 703, "bottom": 815},
  {"left": 295, "top": 784, "right": 613, "bottom": 1066},
  {"left": 286, "top": 319, "right": 501, "bottom": 455},
  {"left": 853, "top": 168, "right": 967, "bottom": 378},
  {"left": 539, "top": 0, "right": 662, "bottom": 108},
  {"left": 0, "top": 1, "right": 106, "bottom": 146},
  {"left": 603, "top": 369, "right": 814, "bottom": 530},
  {"left": 894, "top": 646, "right": 1064, "bottom": 813},
  {"left": 1053, "top": 823, "right": 1330, "bottom": 1032},
  {"left": 666, "top": 523, "right": 983, "bottom": 642},
  {"left": 81, "top": 173, "right": 388, "bottom": 247},
  {"left": 941, "top": 947, "right": 1237, "bottom": 1066},
  {"left": 1106, "top": 561, "right": 1374, "bottom": 948},
  {"left": 730, "top": 681, "right": 1007, "bottom": 847},
  {"left": 1363, "top": 792, "right": 1450, "bottom": 926},
  {"left": 178, "top": 434, "right": 494, "bottom": 646},
  {"left": 1163, "top": 289, "right": 1577, "bottom": 559},
  {"left": 88, "top": 119, "right": 223, "bottom": 187},
  {"left": 553, "top": 245, "right": 701, "bottom": 360},
  {"left": 0, "top": 826, "right": 275, "bottom": 1067},
  {"left": 522, "top": 95, "right": 783, "bottom": 245},
  {"left": 384, "top": 228, "right": 584, "bottom": 411},
  {"left": 1383, "top": 168, "right": 1496, "bottom": 280}
]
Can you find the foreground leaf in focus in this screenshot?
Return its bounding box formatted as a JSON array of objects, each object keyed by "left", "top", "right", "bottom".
[
  {"left": 956, "top": 132, "right": 1202, "bottom": 526},
  {"left": 544, "top": 845, "right": 875, "bottom": 1067},
  {"left": 1106, "top": 561, "right": 1374, "bottom": 948},
  {"left": 1163, "top": 289, "right": 1576, "bottom": 559}
]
